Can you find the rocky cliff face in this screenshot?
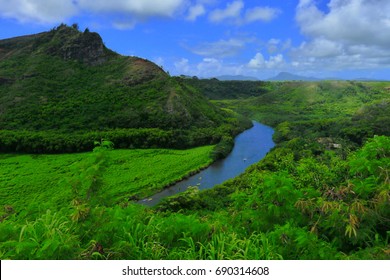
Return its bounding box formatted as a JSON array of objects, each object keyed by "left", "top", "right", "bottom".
[
  {"left": 45, "top": 25, "right": 111, "bottom": 65},
  {"left": 60, "top": 31, "right": 106, "bottom": 65}
]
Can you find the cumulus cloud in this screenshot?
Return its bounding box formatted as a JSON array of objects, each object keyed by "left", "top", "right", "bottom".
[
  {"left": 294, "top": 0, "right": 390, "bottom": 71},
  {"left": 248, "top": 52, "right": 284, "bottom": 69},
  {"left": 209, "top": 0, "right": 280, "bottom": 24},
  {"left": 297, "top": 0, "right": 390, "bottom": 46},
  {"left": 0, "top": 0, "right": 77, "bottom": 23}
]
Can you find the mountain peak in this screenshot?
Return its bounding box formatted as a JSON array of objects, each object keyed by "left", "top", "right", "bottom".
[
  {"left": 0, "top": 24, "right": 114, "bottom": 66},
  {"left": 267, "top": 72, "right": 319, "bottom": 81},
  {"left": 44, "top": 24, "right": 113, "bottom": 65}
]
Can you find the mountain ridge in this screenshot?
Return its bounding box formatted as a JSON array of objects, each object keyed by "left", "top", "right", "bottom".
[{"left": 0, "top": 24, "right": 248, "bottom": 153}]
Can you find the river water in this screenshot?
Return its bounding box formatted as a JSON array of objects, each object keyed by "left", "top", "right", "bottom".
[{"left": 139, "top": 121, "right": 275, "bottom": 206}]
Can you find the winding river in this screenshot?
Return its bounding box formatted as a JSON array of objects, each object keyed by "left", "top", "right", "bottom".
[{"left": 139, "top": 121, "right": 275, "bottom": 206}]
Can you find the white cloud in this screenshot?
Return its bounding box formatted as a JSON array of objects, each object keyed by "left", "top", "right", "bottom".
[
  {"left": 195, "top": 57, "right": 248, "bottom": 76},
  {"left": 209, "top": 0, "right": 243, "bottom": 23},
  {"left": 294, "top": 0, "right": 390, "bottom": 71},
  {"left": 209, "top": 0, "right": 280, "bottom": 25},
  {"left": 172, "top": 57, "right": 248, "bottom": 77},
  {"left": 244, "top": 6, "right": 281, "bottom": 23},
  {"left": 78, "top": 0, "right": 186, "bottom": 18},
  {"left": 197, "top": 57, "right": 223, "bottom": 74},
  {"left": 297, "top": 0, "right": 390, "bottom": 47},
  {"left": 295, "top": 38, "right": 343, "bottom": 58},
  {"left": 186, "top": 4, "right": 206, "bottom": 21},
  {"left": 188, "top": 38, "right": 247, "bottom": 58},
  {"left": 100, "top": 0, "right": 187, "bottom": 29},
  {"left": 0, "top": 0, "right": 77, "bottom": 23},
  {"left": 0, "top": 0, "right": 280, "bottom": 28},
  {"left": 0, "top": 0, "right": 190, "bottom": 26},
  {"left": 174, "top": 58, "right": 191, "bottom": 74},
  {"left": 266, "top": 54, "right": 284, "bottom": 69},
  {"left": 248, "top": 53, "right": 265, "bottom": 68},
  {"left": 248, "top": 52, "right": 284, "bottom": 69}
]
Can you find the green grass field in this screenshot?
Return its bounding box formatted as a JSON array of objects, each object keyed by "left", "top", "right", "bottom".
[{"left": 0, "top": 146, "right": 214, "bottom": 216}]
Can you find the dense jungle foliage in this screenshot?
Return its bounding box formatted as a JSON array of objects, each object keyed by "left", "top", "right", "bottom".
[
  {"left": 0, "top": 25, "right": 249, "bottom": 153},
  {"left": 0, "top": 26, "right": 389, "bottom": 260},
  {"left": 1, "top": 79, "right": 388, "bottom": 260}
]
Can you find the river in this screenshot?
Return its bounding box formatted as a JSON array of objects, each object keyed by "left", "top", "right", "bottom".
[{"left": 139, "top": 121, "right": 275, "bottom": 206}]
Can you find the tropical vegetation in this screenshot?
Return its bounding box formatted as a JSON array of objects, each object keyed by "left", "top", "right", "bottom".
[{"left": 0, "top": 26, "right": 389, "bottom": 260}]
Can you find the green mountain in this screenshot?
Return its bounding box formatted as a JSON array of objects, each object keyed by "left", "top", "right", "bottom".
[{"left": 0, "top": 25, "right": 247, "bottom": 153}]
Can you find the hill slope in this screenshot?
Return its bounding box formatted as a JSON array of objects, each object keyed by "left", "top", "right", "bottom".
[
  {"left": 0, "top": 25, "right": 248, "bottom": 152},
  {"left": 175, "top": 77, "right": 269, "bottom": 100}
]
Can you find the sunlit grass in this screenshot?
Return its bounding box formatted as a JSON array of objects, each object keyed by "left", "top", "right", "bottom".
[{"left": 0, "top": 146, "right": 214, "bottom": 214}]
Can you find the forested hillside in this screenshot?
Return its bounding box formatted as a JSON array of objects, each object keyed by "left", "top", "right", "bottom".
[
  {"left": 1, "top": 77, "right": 388, "bottom": 260},
  {"left": 0, "top": 25, "right": 249, "bottom": 153},
  {"left": 175, "top": 76, "right": 268, "bottom": 99},
  {"left": 0, "top": 26, "right": 388, "bottom": 260}
]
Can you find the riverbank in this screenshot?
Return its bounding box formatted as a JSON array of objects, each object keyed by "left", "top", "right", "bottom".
[
  {"left": 134, "top": 158, "right": 214, "bottom": 202},
  {"left": 139, "top": 121, "right": 275, "bottom": 206}
]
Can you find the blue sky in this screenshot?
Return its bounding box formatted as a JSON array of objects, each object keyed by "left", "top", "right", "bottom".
[{"left": 0, "top": 0, "right": 389, "bottom": 80}]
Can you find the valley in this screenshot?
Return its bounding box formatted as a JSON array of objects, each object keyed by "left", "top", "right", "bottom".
[{"left": 0, "top": 25, "right": 389, "bottom": 260}]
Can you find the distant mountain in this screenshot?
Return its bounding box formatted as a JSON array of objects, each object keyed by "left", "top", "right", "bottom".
[
  {"left": 354, "top": 77, "right": 382, "bottom": 82},
  {"left": 268, "top": 72, "right": 387, "bottom": 82},
  {"left": 214, "top": 75, "right": 259, "bottom": 81},
  {"left": 267, "top": 72, "right": 320, "bottom": 81}
]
